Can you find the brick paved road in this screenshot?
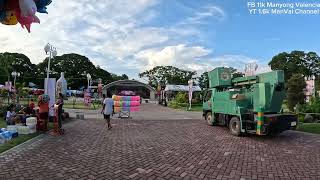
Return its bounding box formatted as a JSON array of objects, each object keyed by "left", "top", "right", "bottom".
[{"left": 0, "top": 115, "right": 320, "bottom": 179}]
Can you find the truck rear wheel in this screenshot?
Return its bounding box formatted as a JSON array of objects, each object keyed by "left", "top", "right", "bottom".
[
  {"left": 229, "top": 116, "right": 241, "bottom": 136},
  {"left": 205, "top": 112, "right": 214, "bottom": 126}
]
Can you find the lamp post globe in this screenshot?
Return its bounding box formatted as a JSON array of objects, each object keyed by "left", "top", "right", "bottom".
[{"left": 44, "top": 43, "right": 50, "bottom": 54}]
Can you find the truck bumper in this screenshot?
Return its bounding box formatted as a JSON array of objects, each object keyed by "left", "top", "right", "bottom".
[{"left": 264, "top": 114, "right": 298, "bottom": 134}]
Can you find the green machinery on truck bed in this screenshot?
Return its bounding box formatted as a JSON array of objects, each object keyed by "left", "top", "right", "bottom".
[{"left": 202, "top": 67, "right": 297, "bottom": 136}]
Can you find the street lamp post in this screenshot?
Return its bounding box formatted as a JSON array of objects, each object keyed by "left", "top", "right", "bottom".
[
  {"left": 86, "top": 73, "right": 91, "bottom": 90},
  {"left": 11, "top": 71, "right": 20, "bottom": 88},
  {"left": 188, "top": 79, "right": 194, "bottom": 110},
  {"left": 44, "top": 43, "right": 57, "bottom": 94}
]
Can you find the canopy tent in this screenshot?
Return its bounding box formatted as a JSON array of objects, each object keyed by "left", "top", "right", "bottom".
[{"left": 164, "top": 85, "right": 201, "bottom": 92}]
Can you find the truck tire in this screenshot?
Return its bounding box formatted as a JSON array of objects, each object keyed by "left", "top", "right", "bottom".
[
  {"left": 205, "top": 112, "right": 214, "bottom": 126},
  {"left": 229, "top": 116, "right": 241, "bottom": 136}
]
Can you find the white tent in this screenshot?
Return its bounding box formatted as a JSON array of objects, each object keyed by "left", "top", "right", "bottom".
[{"left": 164, "top": 85, "right": 201, "bottom": 92}]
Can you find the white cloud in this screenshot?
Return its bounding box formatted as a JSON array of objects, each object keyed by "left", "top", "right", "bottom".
[
  {"left": 0, "top": 0, "right": 160, "bottom": 64},
  {"left": 134, "top": 44, "right": 265, "bottom": 78},
  {"left": 181, "top": 5, "right": 225, "bottom": 25},
  {"left": 135, "top": 44, "right": 211, "bottom": 70},
  {"left": 0, "top": 0, "right": 266, "bottom": 81}
]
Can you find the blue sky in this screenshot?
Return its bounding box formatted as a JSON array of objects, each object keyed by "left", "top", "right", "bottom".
[{"left": 0, "top": 0, "right": 319, "bottom": 81}]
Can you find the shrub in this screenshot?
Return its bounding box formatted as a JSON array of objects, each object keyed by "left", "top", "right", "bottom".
[
  {"left": 300, "top": 96, "right": 320, "bottom": 113},
  {"left": 287, "top": 74, "right": 306, "bottom": 111},
  {"left": 304, "top": 114, "right": 314, "bottom": 123},
  {"left": 175, "top": 92, "right": 188, "bottom": 103}
]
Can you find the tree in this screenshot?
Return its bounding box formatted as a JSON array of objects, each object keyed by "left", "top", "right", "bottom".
[
  {"left": 36, "top": 53, "right": 119, "bottom": 89},
  {"left": 268, "top": 51, "right": 320, "bottom": 81},
  {"left": 287, "top": 74, "right": 306, "bottom": 111},
  {"left": 0, "top": 52, "right": 36, "bottom": 85},
  {"left": 198, "top": 72, "right": 209, "bottom": 90},
  {"left": 121, "top": 74, "right": 129, "bottom": 80},
  {"left": 95, "top": 66, "right": 113, "bottom": 84},
  {"left": 0, "top": 53, "right": 14, "bottom": 83},
  {"left": 139, "top": 66, "right": 196, "bottom": 88}
]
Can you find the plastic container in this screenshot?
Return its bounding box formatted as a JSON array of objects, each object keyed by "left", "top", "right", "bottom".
[
  {"left": 11, "top": 132, "right": 18, "bottom": 138},
  {"left": 7, "top": 125, "right": 17, "bottom": 133},
  {"left": 29, "top": 128, "right": 36, "bottom": 134},
  {"left": 26, "top": 117, "right": 37, "bottom": 126},
  {"left": 27, "top": 124, "right": 36, "bottom": 129},
  {"left": 1, "top": 131, "right": 12, "bottom": 140},
  {"left": 17, "top": 126, "right": 31, "bottom": 135}
]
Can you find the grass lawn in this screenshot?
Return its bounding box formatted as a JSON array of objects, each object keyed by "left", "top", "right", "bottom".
[
  {"left": 0, "top": 118, "right": 42, "bottom": 153},
  {"left": 0, "top": 118, "right": 71, "bottom": 154},
  {"left": 63, "top": 103, "right": 99, "bottom": 110},
  {"left": 0, "top": 132, "right": 41, "bottom": 153},
  {"left": 297, "top": 123, "right": 320, "bottom": 134}
]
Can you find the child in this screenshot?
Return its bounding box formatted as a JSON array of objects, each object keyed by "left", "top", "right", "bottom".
[
  {"left": 102, "top": 93, "right": 114, "bottom": 130},
  {"left": 6, "top": 104, "right": 19, "bottom": 125}
]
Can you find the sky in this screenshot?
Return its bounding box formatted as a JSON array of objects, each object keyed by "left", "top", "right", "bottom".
[{"left": 1, "top": 0, "right": 320, "bottom": 81}]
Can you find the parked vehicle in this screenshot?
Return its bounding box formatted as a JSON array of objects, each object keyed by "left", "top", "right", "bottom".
[{"left": 202, "top": 67, "right": 297, "bottom": 136}]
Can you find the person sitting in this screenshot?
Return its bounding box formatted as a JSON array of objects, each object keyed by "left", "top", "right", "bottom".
[
  {"left": 6, "top": 104, "right": 19, "bottom": 125},
  {"left": 17, "top": 106, "right": 33, "bottom": 125}
]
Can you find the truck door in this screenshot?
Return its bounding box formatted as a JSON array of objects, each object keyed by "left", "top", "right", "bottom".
[{"left": 203, "top": 90, "right": 212, "bottom": 111}]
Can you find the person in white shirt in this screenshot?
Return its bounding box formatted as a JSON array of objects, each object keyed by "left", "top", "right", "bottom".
[
  {"left": 6, "top": 104, "right": 18, "bottom": 125},
  {"left": 101, "top": 93, "right": 114, "bottom": 130}
]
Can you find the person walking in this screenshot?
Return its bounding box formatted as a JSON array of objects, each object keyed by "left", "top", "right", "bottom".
[{"left": 102, "top": 93, "right": 114, "bottom": 130}]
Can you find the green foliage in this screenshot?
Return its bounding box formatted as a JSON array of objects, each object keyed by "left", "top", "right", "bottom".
[
  {"left": 139, "top": 66, "right": 196, "bottom": 88},
  {"left": 297, "top": 123, "right": 320, "bottom": 134},
  {"left": 268, "top": 51, "right": 320, "bottom": 81},
  {"left": 0, "top": 52, "right": 127, "bottom": 89},
  {"left": 287, "top": 74, "right": 306, "bottom": 111},
  {"left": 198, "top": 72, "right": 209, "bottom": 90},
  {"left": 121, "top": 74, "right": 129, "bottom": 80},
  {"left": 0, "top": 52, "right": 36, "bottom": 85},
  {"left": 175, "top": 92, "right": 188, "bottom": 103},
  {"left": 36, "top": 54, "right": 100, "bottom": 88},
  {"left": 300, "top": 96, "right": 320, "bottom": 113}
]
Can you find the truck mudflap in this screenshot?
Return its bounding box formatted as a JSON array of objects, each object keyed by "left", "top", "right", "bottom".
[{"left": 264, "top": 114, "right": 298, "bottom": 135}]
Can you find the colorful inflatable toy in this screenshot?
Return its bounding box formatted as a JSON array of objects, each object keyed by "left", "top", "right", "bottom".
[{"left": 0, "top": 0, "right": 52, "bottom": 32}]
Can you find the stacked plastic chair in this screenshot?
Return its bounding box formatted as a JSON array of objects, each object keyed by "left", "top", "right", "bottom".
[{"left": 112, "top": 95, "right": 140, "bottom": 118}]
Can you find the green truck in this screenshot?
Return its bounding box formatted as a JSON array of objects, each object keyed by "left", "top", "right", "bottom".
[{"left": 203, "top": 67, "right": 297, "bottom": 136}]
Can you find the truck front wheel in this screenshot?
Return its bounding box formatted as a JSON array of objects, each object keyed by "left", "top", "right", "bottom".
[
  {"left": 206, "top": 112, "right": 214, "bottom": 126},
  {"left": 229, "top": 116, "right": 241, "bottom": 136}
]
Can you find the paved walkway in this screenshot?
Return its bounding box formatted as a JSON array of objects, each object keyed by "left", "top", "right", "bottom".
[
  {"left": 67, "top": 103, "right": 202, "bottom": 120},
  {"left": 0, "top": 105, "right": 320, "bottom": 179}
]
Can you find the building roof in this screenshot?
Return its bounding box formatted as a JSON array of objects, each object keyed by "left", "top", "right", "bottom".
[
  {"left": 103, "top": 80, "right": 156, "bottom": 92},
  {"left": 164, "top": 85, "right": 201, "bottom": 92}
]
